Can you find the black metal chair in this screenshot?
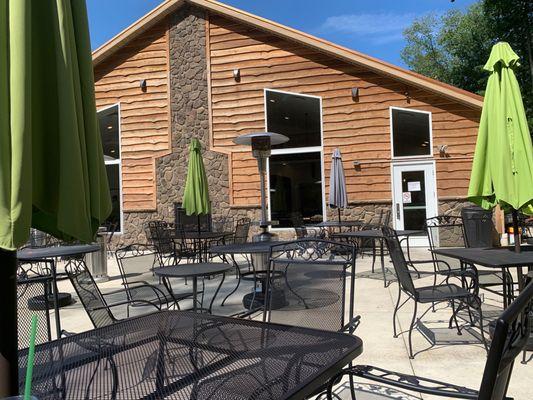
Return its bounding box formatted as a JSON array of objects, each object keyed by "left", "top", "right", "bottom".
[
  {"left": 266, "top": 239, "right": 360, "bottom": 333},
  {"left": 115, "top": 244, "right": 193, "bottom": 313},
  {"left": 174, "top": 202, "right": 212, "bottom": 232},
  {"left": 16, "top": 265, "right": 53, "bottom": 348},
  {"left": 65, "top": 259, "right": 162, "bottom": 328},
  {"left": 145, "top": 220, "right": 197, "bottom": 266},
  {"left": 325, "top": 278, "right": 533, "bottom": 400},
  {"left": 383, "top": 226, "right": 487, "bottom": 358}
]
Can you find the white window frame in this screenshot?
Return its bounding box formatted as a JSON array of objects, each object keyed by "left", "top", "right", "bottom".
[
  {"left": 97, "top": 103, "right": 124, "bottom": 234},
  {"left": 389, "top": 106, "right": 433, "bottom": 160},
  {"left": 264, "top": 88, "right": 326, "bottom": 230}
]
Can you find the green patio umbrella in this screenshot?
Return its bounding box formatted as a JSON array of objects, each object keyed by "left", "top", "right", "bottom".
[
  {"left": 0, "top": 0, "right": 111, "bottom": 395},
  {"left": 182, "top": 138, "right": 211, "bottom": 218},
  {"left": 468, "top": 42, "right": 533, "bottom": 252}
]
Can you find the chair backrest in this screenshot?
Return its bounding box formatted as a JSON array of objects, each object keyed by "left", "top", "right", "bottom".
[
  {"left": 266, "top": 239, "right": 356, "bottom": 333},
  {"left": 65, "top": 259, "right": 115, "bottom": 328},
  {"left": 426, "top": 216, "right": 466, "bottom": 249},
  {"left": 461, "top": 206, "right": 498, "bottom": 248},
  {"left": 294, "top": 226, "right": 309, "bottom": 239},
  {"left": 478, "top": 279, "right": 533, "bottom": 399},
  {"left": 16, "top": 265, "right": 53, "bottom": 348},
  {"left": 115, "top": 244, "right": 157, "bottom": 293},
  {"left": 174, "top": 202, "right": 211, "bottom": 232},
  {"left": 145, "top": 220, "right": 174, "bottom": 255},
  {"left": 381, "top": 226, "right": 417, "bottom": 297},
  {"left": 379, "top": 209, "right": 391, "bottom": 227},
  {"left": 233, "top": 217, "right": 251, "bottom": 244}
]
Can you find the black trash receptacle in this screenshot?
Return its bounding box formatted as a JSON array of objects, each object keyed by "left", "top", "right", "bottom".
[{"left": 461, "top": 206, "right": 498, "bottom": 248}]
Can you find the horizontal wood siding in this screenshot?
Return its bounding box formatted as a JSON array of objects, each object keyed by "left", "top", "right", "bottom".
[
  {"left": 208, "top": 15, "right": 480, "bottom": 206},
  {"left": 94, "top": 24, "right": 170, "bottom": 211}
]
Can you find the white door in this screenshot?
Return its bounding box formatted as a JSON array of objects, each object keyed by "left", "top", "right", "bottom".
[{"left": 392, "top": 162, "right": 437, "bottom": 247}]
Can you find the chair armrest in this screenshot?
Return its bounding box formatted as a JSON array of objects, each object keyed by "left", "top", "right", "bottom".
[
  {"left": 230, "top": 307, "right": 263, "bottom": 319},
  {"left": 91, "top": 298, "right": 161, "bottom": 312},
  {"left": 341, "top": 315, "right": 361, "bottom": 333},
  {"left": 326, "top": 365, "right": 480, "bottom": 399}
]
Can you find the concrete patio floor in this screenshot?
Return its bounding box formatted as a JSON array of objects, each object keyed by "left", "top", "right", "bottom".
[{"left": 51, "top": 247, "right": 532, "bottom": 399}]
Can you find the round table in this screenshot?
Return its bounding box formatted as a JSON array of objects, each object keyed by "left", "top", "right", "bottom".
[
  {"left": 173, "top": 231, "right": 233, "bottom": 262},
  {"left": 17, "top": 244, "right": 101, "bottom": 336},
  {"left": 155, "top": 263, "right": 232, "bottom": 312}
]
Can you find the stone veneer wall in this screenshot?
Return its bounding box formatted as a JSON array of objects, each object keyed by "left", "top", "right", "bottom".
[{"left": 112, "top": 5, "right": 259, "bottom": 248}]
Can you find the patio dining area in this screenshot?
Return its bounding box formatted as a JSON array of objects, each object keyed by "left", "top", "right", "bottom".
[{"left": 14, "top": 226, "right": 533, "bottom": 399}]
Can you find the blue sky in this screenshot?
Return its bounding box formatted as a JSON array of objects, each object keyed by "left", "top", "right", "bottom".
[{"left": 87, "top": 0, "right": 477, "bottom": 68}]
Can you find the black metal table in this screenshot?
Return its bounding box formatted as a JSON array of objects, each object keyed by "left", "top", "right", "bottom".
[
  {"left": 174, "top": 231, "right": 233, "bottom": 262},
  {"left": 155, "top": 263, "right": 232, "bottom": 312},
  {"left": 332, "top": 230, "right": 424, "bottom": 287},
  {"left": 17, "top": 244, "right": 100, "bottom": 336},
  {"left": 209, "top": 241, "right": 293, "bottom": 308},
  {"left": 19, "top": 311, "right": 363, "bottom": 400},
  {"left": 431, "top": 246, "right": 533, "bottom": 306}
]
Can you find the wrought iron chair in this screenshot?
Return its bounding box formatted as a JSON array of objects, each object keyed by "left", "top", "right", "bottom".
[
  {"left": 427, "top": 215, "right": 512, "bottom": 301},
  {"left": 145, "top": 220, "right": 197, "bottom": 266},
  {"left": 65, "top": 259, "right": 162, "bottom": 328},
  {"left": 383, "top": 226, "right": 487, "bottom": 358},
  {"left": 266, "top": 239, "right": 360, "bottom": 333},
  {"left": 115, "top": 244, "right": 193, "bottom": 313},
  {"left": 16, "top": 264, "right": 53, "bottom": 348},
  {"left": 325, "top": 278, "right": 533, "bottom": 400}
]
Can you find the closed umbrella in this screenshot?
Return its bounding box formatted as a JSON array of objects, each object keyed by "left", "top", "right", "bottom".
[
  {"left": 182, "top": 138, "right": 211, "bottom": 222},
  {"left": 328, "top": 148, "right": 348, "bottom": 223},
  {"left": 0, "top": 0, "right": 111, "bottom": 395},
  {"left": 468, "top": 42, "right": 533, "bottom": 252}
]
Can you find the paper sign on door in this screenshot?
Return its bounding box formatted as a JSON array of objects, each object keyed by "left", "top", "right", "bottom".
[
  {"left": 407, "top": 181, "right": 421, "bottom": 191},
  {"left": 402, "top": 192, "right": 412, "bottom": 204}
]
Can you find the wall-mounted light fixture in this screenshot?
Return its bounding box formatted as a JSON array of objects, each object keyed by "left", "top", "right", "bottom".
[
  {"left": 404, "top": 89, "right": 411, "bottom": 103},
  {"left": 438, "top": 144, "right": 449, "bottom": 157},
  {"left": 351, "top": 87, "right": 359, "bottom": 100},
  {"left": 353, "top": 160, "right": 361, "bottom": 171},
  {"left": 233, "top": 68, "right": 241, "bottom": 81},
  {"left": 140, "top": 79, "right": 147, "bottom": 92}
]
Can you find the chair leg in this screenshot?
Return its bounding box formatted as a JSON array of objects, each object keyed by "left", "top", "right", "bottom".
[
  {"left": 371, "top": 242, "right": 376, "bottom": 273},
  {"left": 408, "top": 301, "right": 418, "bottom": 359},
  {"left": 393, "top": 288, "right": 401, "bottom": 338},
  {"left": 474, "top": 296, "right": 488, "bottom": 351},
  {"left": 450, "top": 300, "right": 462, "bottom": 335}
]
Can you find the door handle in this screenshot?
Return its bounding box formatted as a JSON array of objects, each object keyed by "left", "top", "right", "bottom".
[{"left": 396, "top": 203, "right": 401, "bottom": 220}]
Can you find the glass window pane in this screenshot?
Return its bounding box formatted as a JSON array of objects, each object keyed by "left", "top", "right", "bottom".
[
  {"left": 269, "top": 152, "right": 323, "bottom": 228},
  {"left": 401, "top": 170, "right": 426, "bottom": 231},
  {"left": 98, "top": 105, "right": 120, "bottom": 161},
  {"left": 105, "top": 164, "right": 122, "bottom": 230},
  {"left": 266, "top": 90, "right": 321, "bottom": 149},
  {"left": 392, "top": 109, "right": 431, "bottom": 157}
]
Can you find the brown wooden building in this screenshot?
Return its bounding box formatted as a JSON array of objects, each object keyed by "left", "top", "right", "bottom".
[{"left": 92, "top": 0, "right": 483, "bottom": 245}]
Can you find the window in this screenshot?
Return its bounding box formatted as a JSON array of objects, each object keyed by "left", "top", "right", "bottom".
[
  {"left": 97, "top": 104, "right": 122, "bottom": 232},
  {"left": 265, "top": 90, "right": 324, "bottom": 228},
  {"left": 391, "top": 108, "right": 432, "bottom": 157}
]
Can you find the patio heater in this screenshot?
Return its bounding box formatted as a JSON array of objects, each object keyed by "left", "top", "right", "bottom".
[{"left": 233, "top": 132, "right": 289, "bottom": 242}]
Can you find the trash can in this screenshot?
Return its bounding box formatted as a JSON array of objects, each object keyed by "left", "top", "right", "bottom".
[
  {"left": 461, "top": 206, "right": 497, "bottom": 248},
  {"left": 88, "top": 227, "right": 109, "bottom": 282}
]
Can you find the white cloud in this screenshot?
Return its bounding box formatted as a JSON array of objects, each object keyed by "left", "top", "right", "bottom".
[{"left": 319, "top": 12, "right": 417, "bottom": 44}]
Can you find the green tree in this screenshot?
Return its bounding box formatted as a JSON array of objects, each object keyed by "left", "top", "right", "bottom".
[
  {"left": 401, "top": 1, "right": 532, "bottom": 128},
  {"left": 401, "top": 3, "right": 492, "bottom": 96}
]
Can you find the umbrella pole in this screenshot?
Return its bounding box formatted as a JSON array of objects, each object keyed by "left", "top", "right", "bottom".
[
  {"left": 0, "top": 249, "right": 18, "bottom": 396},
  {"left": 512, "top": 209, "right": 521, "bottom": 253}
]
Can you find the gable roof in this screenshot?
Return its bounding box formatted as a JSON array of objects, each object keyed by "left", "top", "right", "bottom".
[{"left": 92, "top": 0, "right": 483, "bottom": 109}]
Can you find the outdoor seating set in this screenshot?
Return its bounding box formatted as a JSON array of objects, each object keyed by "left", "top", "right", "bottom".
[{"left": 14, "top": 221, "right": 533, "bottom": 399}]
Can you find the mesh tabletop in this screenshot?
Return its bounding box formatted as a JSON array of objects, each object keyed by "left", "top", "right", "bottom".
[
  {"left": 431, "top": 246, "right": 533, "bottom": 268},
  {"left": 154, "top": 263, "right": 233, "bottom": 278},
  {"left": 209, "top": 241, "right": 292, "bottom": 255},
  {"left": 17, "top": 244, "right": 100, "bottom": 260},
  {"left": 19, "top": 311, "right": 363, "bottom": 400},
  {"left": 332, "top": 229, "right": 424, "bottom": 239}
]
